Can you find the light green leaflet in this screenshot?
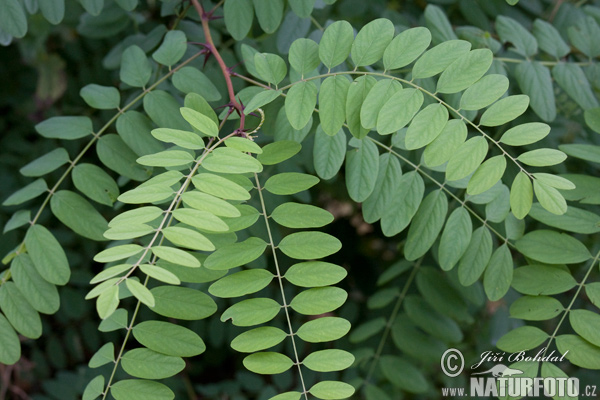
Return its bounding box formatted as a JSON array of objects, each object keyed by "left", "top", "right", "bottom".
[
  {"left": 404, "top": 191, "right": 448, "bottom": 261},
  {"left": 302, "top": 349, "right": 354, "bottom": 372},
  {"left": 383, "top": 27, "right": 431, "bottom": 70},
  {"left": 231, "top": 326, "right": 287, "bottom": 353},
  {"left": 151, "top": 128, "right": 204, "bottom": 150},
  {"left": 412, "top": 40, "right": 471, "bottom": 79},
  {"left": 152, "top": 30, "right": 186, "bottom": 66},
  {"left": 139, "top": 264, "right": 181, "bottom": 285},
  {"left": 278, "top": 232, "right": 341, "bottom": 260},
  {"left": 319, "top": 20, "right": 354, "bottom": 70},
  {"left": 423, "top": 119, "right": 468, "bottom": 167},
  {"left": 437, "top": 49, "right": 493, "bottom": 94},
  {"left": 181, "top": 191, "right": 241, "bottom": 218},
  {"left": 192, "top": 173, "right": 251, "bottom": 201},
  {"left": 94, "top": 244, "right": 144, "bottom": 263},
  {"left": 89, "top": 342, "right": 115, "bottom": 368},
  {"left": 151, "top": 246, "right": 200, "bottom": 268},
  {"left": 319, "top": 75, "right": 351, "bottom": 136},
  {"left": 570, "top": 310, "right": 600, "bottom": 347},
  {"left": 264, "top": 172, "right": 319, "bottom": 195},
  {"left": 479, "top": 95, "right": 530, "bottom": 127},
  {"left": 243, "top": 352, "right": 293, "bottom": 374},
  {"left": 344, "top": 76, "right": 375, "bottom": 139},
  {"left": 221, "top": 298, "right": 281, "bottom": 326},
  {"left": 108, "top": 206, "right": 162, "bottom": 227},
  {"left": 150, "top": 286, "right": 217, "bottom": 320},
  {"left": 209, "top": 269, "right": 274, "bottom": 298},
  {"left": 126, "top": 279, "right": 155, "bottom": 307},
  {"left": 313, "top": 126, "right": 346, "bottom": 180},
  {"left": 438, "top": 207, "right": 472, "bottom": 271},
  {"left": 309, "top": 381, "right": 355, "bottom": 399},
  {"left": 377, "top": 89, "right": 424, "bottom": 135},
  {"left": 254, "top": 52, "right": 287, "bottom": 85},
  {"left": 290, "top": 287, "right": 347, "bottom": 315},
  {"left": 121, "top": 348, "right": 184, "bottom": 379},
  {"left": 556, "top": 335, "right": 600, "bottom": 369},
  {"left": 110, "top": 379, "right": 174, "bottom": 400},
  {"left": 533, "top": 180, "right": 567, "bottom": 215},
  {"left": 103, "top": 224, "right": 154, "bottom": 241},
  {"left": 204, "top": 237, "right": 267, "bottom": 270},
  {"left": 360, "top": 79, "right": 403, "bottom": 130},
  {"left": 460, "top": 74, "right": 509, "bottom": 111},
  {"left": 288, "top": 38, "right": 319, "bottom": 78},
  {"left": 257, "top": 140, "right": 301, "bottom": 165},
  {"left": 285, "top": 81, "right": 317, "bottom": 130},
  {"left": 362, "top": 153, "right": 402, "bottom": 223},
  {"left": 296, "top": 317, "right": 351, "bottom": 343},
  {"left": 467, "top": 155, "right": 507, "bottom": 195},
  {"left": 203, "top": 147, "right": 263, "bottom": 174},
  {"left": 285, "top": 262, "right": 347, "bottom": 287},
  {"left": 132, "top": 321, "right": 205, "bottom": 357},
  {"left": 500, "top": 122, "right": 550, "bottom": 146},
  {"left": 518, "top": 149, "right": 567, "bottom": 167},
  {"left": 457, "top": 226, "right": 492, "bottom": 286},
  {"left": 120, "top": 45, "right": 151, "bottom": 88},
  {"left": 405, "top": 103, "right": 448, "bottom": 150},
  {"left": 445, "top": 136, "right": 488, "bottom": 181},
  {"left": 137, "top": 150, "right": 194, "bottom": 167},
  {"left": 271, "top": 202, "right": 333, "bottom": 229},
  {"left": 351, "top": 18, "right": 394, "bottom": 67},
  {"left": 516, "top": 230, "right": 591, "bottom": 264},
  {"left": 180, "top": 107, "right": 219, "bottom": 137},
  {"left": 510, "top": 172, "right": 533, "bottom": 219},
  {"left": 345, "top": 139, "right": 379, "bottom": 202}
]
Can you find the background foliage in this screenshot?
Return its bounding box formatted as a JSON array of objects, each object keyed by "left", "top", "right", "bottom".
[{"left": 1, "top": 0, "right": 600, "bottom": 399}]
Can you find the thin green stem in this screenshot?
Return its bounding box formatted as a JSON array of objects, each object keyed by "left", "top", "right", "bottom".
[
  {"left": 254, "top": 172, "right": 308, "bottom": 399},
  {"left": 494, "top": 57, "right": 592, "bottom": 66},
  {"left": 541, "top": 249, "right": 600, "bottom": 358},
  {"left": 363, "top": 258, "right": 422, "bottom": 384}
]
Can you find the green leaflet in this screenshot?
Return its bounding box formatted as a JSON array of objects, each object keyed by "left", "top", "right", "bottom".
[
  {"left": 515, "top": 230, "right": 591, "bottom": 264},
  {"left": 362, "top": 153, "right": 402, "bottom": 223},
  {"left": 510, "top": 296, "right": 564, "bottom": 321},
  {"left": 181, "top": 191, "right": 241, "bottom": 218},
  {"left": 500, "top": 122, "right": 550, "bottom": 146},
  {"left": 225, "top": 137, "right": 262, "bottom": 154},
  {"left": 121, "top": 348, "right": 185, "bottom": 379},
  {"left": 50, "top": 190, "right": 108, "bottom": 241},
  {"left": 405, "top": 103, "right": 448, "bottom": 150},
  {"left": 376, "top": 88, "right": 424, "bottom": 135},
  {"left": 2, "top": 178, "right": 48, "bottom": 206},
  {"left": 98, "top": 308, "right": 128, "bottom": 332},
  {"left": 424, "top": 4, "right": 456, "bottom": 44},
  {"left": 89, "top": 342, "right": 115, "bottom": 368},
  {"left": 479, "top": 95, "right": 530, "bottom": 127},
  {"left": 209, "top": 269, "right": 274, "bottom": 298},
  {"left": 271, "top": 202, "right": 333, "bottom": 228},
  {"left": 568, "top": 16, "right": 600, "bottom": 59},
  {"left": 436, "top": 49, "right": 493, "bottom": 94},
  {"left": 0, "top": 314, "right": 22, "bottom": 364},
  {"left": 243, "top": 352, "right": 293, "bottom": 374},
  {"left": 351, "top": 18, "right": 394, "bottom": 67},
  {"left": 285, "top": 262, "right": 347, "bottom": 287},
  {"left": 497, "top": 326, "right": 548, "bottom": 353},
  {"left": 151, "top": 246, "right": 201, "bottom": 268},
  {"left": 533, "top": 180, "right": 567, "bottom": 215},
  {"left": 438, "top": 207, "right": 472, "bottom": 271},
  {"left": 145, "top": 91, "right": 189, "bottom": 131},
  {"left": 412, "top": 40, "right": 471, "bottom": 79},
  {"left": 496, "top": 16, "right": 538, "bottom": 57},
  {"left": 296, "top": 317, "right": 351, "bottom": 343},
  {"left": 231, "top": 327, "right": 287, "bottom": 353},
  {"left": 309, "top": 381, "right": 355, "bottom": 400},
  {"left": 404, "top": 191, "right": 448, "bottom": 261},
  {"left": 350, "top": 318, "right": 386, "bottom": 343},
  {"left": 483, "top": 244, "right": 513, "bottom": 301},
  {"left": 203, "top": 147, "right": 263, "bottom": 174},
  {"left": 532, "top": 19, "right": 570, "bottom": 59},
  {"left": 110, "top": 379, "right": 174, "bottom": 400},
  {"left": 221, "top": 298, "right": 281, "bottom": 326},
  {"left": 20, "top": 148, "right": 69, "bottom": 177},
  {"left": 445, "top": 136, "right": 488, "bottom": 182},
  {"left": 518, "top": 149, "right": 567, "bottom": 167},
  {"left": 173, "top": 67, "right": 221, "bottom": 102},
  {"left": 570, "top": 310, "right": 600, "bottom": 347},
  {"left": 73, "top": 163, "right": 120, "bottom": 206},
  {"left": 381, "top": 171, "right": 425, "bottom": 236},
  {"left": 278, "top": 232, "right": 342, "bottom": 260},
  {"left": 556, "top": 335, "right": 600, "bottom": 369},
  {"left": 38, "top": 0, "right": 65, "bottom": 25},
  {"left": 132, "top": 321, "right": 205, "bottom": 357},
  {"left": 459, "top": 74, "right": 509, "bottom": 111},
  {"left": 139, "top": 264, "right": 181, "bottom": 285},
  {"left": 36, "top": 116, "right": 93, "bottom": 140},
  {"left": 512, "top": 265, "right": 577, "bottom": 296},
  {"left": 585, "top": 107, "right": 600, "bottom": 134},
  {"left": 423, "top": 119, "right": 467, "bottom": 168},
  {"left": 253, "top": 0, "right": 283, "bottom": 34},
  {"left": 126, "top": 279, "right": 155, "bottom": 307},
  {"left": 510, "top": 172, "right": 533, "bottom": 219},
  {"left": 383, "top": 27, "right": 431, "bottom": 70},
  {"left": 289, "top": 38, "right": 320, "bottom": 76},
  {"left": 319, "top": 75, "right": 351, "bottom": 136},
  {"left": 529, "top": 203, "right": 600, "bottom": 234},
  {"left": 302, "top": 349, "right": 354, "bottom": 372},
  {"left": 184, "top": 93, "right": 219, "bottom": 126},
  {"left": 345, "top": 139, "right": 379, "bottom": 202},
  {"left": 467, "top": 155, "right": 507, "bottom": 195},
  {"left": 515, "top": 61, "right": 556, "bottom": 122},
  {"left": 285, "top": 81, "right": 317, "bottom": 130},
  {"left": 3, "top": 210, "right": 30, "bottom": 234},
  {"left": 457, "top": 226, "right": 493, "bottom": 286},
  {"left": 192, "top": 173, "right": 251, "bottom": 201},
  {"left": 120, "top": 45, "right": 151, "bottom": 88},
  {"left": 319, "top": 20, "right": 354, "bottom": 70},
  {"left": 151, "top": 128, "right": 204, "bottom": 150},
  {"left": 257, "top": 140, "right": 301, "bottom": 165},
  {"left": 0, "top": 282, "right": 42, "bottom": 339},
  {"left": 560, "top": 143, "right": 600, "bottom": 164},
  {"left": 313, "top": 126, "right": 346, "bottom": 180},
  {"left": 224, "top": 0, "right": 253, "bottom": 40},
  {"left": 221, "top": 204, "right": 260, "bottom": 232},
  {"left": 288, "top": 0, "right": 315, "bottom": 18},
  {"left": 118, "top": 185, "right": 173, "bottom": 204},
  {"left": 244, "top": 90, "right": 281, "bottom": 115},
  {"left": 151, "top": 286, "right": 217, "bottom": 320},
  {"left": 204, "top": 237, "right": 267, "bottom": 270},
  {"left": 255, "top": 52, "right": 287, "bottom": 86},
  {"left": 97, "top": 134, "right": 152, "bottom": 181},
  {"left": 404, "top": 296, "right": 462, "bottom": 344},
  {"left": 108, "top": 206, "right": 162, "bottom": 227},
  {"left": 94, "top": 244, "right": 144, "bottom": 263},
  {"left": 11, "top": 254, "right": 60, "bottom": 314},
  {"left": 290, "top": 287, "right": 347, "bottom": 315},
  {"left": 360, "top": 79, "right": 403, "bottom": 130},
  {"left": 264, "top": 172, "right": 319, "bottom": 195},
  {"left": 180, "top": 107, "right": 219, "bottom": 137},
  {"left": 96, "top": 284, "right": 120, "bottom": 319},
  {"left": 152, "top": 30, "right": 186, "bottom": 66},
  {"left": 24, "top": 225, "right": 71, "bottom": 285},
  {"left": 346, "top": 75, "right": 377, "bottom": 139}
]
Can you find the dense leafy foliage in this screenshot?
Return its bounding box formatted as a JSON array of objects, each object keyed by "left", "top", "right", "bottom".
[{"left": 1, "top": 0, "right": 599, "bottom": 399}]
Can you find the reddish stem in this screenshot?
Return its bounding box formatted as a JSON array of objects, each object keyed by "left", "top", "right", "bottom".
[{"left": 190, "top": 0, "right": 246, "bottom": 131}]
